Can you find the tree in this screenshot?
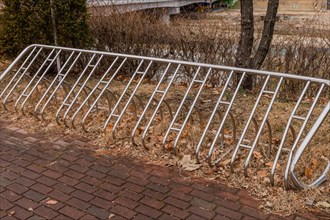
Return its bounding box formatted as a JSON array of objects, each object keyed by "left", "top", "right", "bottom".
[
  {"left": 0, "top": 0, "right": 92, "bottom": 57},
  {"left": 235, "top": 0, "right": 280, "bottom": 90}
]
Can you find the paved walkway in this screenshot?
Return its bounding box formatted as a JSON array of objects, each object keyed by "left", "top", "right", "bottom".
[{"left": 0, "top": 120, "right": 324, "bottom": 220}]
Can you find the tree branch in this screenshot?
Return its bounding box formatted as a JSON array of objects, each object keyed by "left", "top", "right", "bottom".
[{"left": 251, "top": 0, "right": 280, "bottom": 69}]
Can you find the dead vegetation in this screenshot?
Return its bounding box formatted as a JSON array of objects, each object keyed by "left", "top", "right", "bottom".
[
  {"left": 88, "top": 8, "right": 330, "bottom": 95},
  {"left": 0, "top": 71, "right": 329, "bottom": 216}
]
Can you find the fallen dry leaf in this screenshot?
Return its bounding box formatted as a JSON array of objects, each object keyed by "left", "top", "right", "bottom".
[
  {"left": 164, "top": 142, "right": 173, "bottom": 151},
  {"left": 178, "top": 155, "right": 201, "bottom": 171},
  {"left": 135, "top": 127, "right": 143, "bottom": 135},
  {"left": 181, "top": 125, "right": 190, "bottom": 139},
  {"left": 224, "top": 138, "right": 234, "bottom": 145},
  {"left": 257, "top": 170, "right": 268, "bottom": 178},
  {"left": 316, "top": 201, "right": 330, "bottom": 208},
  {"left": 157, "top": 135, "right": 164, "bottom": 142},
  {"left": 184, "top": 163, "right": 202, "bottom": 171},
  {"left": 149, "top": 136, "right": 158, "bottom": 143},
  {"left": 253, "top": 151, "right": 263, "bottom": 160},
  {"left": 46, "top": 200, "right": 58, "bottom": 205},
  {"left": 304, "top": 167, "right": 313, "bottom": 179},
  {"left": 265, "top": 162, "right": 280, "bottom": 169},
  {"left": 311, "top": 158, "right": 318, "bottom": 170},
  {"left": 105, "top": 124, "right": 113, "bottom": 132},
  {"left": 220, "top": 159, "right": 231, "bottom": 166},
  {"left": 272, "top": 138, "right": 280, "bottom": 145}
]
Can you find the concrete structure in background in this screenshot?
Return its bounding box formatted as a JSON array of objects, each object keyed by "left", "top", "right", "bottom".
[
  {"left": 254, "top": 0, "right": 329, "bottom": 11},
  {"left": 87, "top": 0, "right": 214, "bottom": 22},
  {"left": 87, "top": 0, "right": 211, "bottom": 13}
]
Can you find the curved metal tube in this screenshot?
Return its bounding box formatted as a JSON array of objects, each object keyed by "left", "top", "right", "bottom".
[
  {"left": 263, "top": 119, "right": 272, "bottom": 158},
  {"left": 207, "top": 111, "right": 237, "bottom": 167},
  {"left": 70, "top": 57, "right": 119, "bottom": 129},
  {"left": 111, "top": 61, "right": 154, "bottom": 140},
  {"left": 289, "top": 101, "right": 329, "bottom": 189},
  {"left": 111, "top": 90, "right": 141, "bottom": 139},
  {"left": 82, "top": 89, "right": 118, "bottom": 133},
  {"left": 8, "top": 44, "right": 330, "bottom": 86},
  {"left": 1, "top": 47, "right": 43, "bottom": 111},
  {"left": 20, "top": 75, "right": 52, "bottom": 117},
  {"left": 130, "top": 63, "right": 173, "bottom": 146},
  {"left": 270, "top": 81, "right": 310, "bottom": 186},
  {"left": 14, "top": 49, "right": 60, "bottom": 114},
  {"left": 161, "top": 67, "right": 203, "bottom": 152},
  {"left": 0, "top": 47, "right": 38, "bottom": 108},
  {"left": 162, "top": 99, "right": 173, "bottom": 121},
  {"left": 56, "top": 54, "right": 98, "bottom": 126},
  {"left": 33, "top": 51, "right": 76, "bottom": 120},
  {"left": 81, "top": 58, "right": 127, "bottom": 132},
  {"left": 62, "top": 56, "right": 104, "bottom": 128},
  {"left": 284, "top": 84, "right": 325, "bottom": 188},
  {"left": 195, "top": 71, "right": 241, "bottom": 164},
  {"left": 38, "top": 52, "right": 83, "bottom": 121},
  {"left": 151, "top": 98, "right": 164, "bottom": 121},
  {"left": 101, "top": 60, "right": 151, "bottom": 139},
  {"left": 243, "top": 77, "right": 283, "bottom": 177},
  {"left": 0, "top": 45, "right": 37, "bottom": 82},
  {"left": 136, "top": 66, "right": 182, "bottom": 149},
  {"left": 229, "top": 115, "right": 259, "bottom": 173},
  {"left": 133, "top": 94, "right": 145, "bottom": 119}
]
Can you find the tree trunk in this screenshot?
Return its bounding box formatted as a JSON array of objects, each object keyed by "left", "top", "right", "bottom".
[
  {"left": 236, "top": 0, "right": 254, "bottom": 90},
  {"left": 236, "top": 0, "right": 280, "bottom": 90},
  {"left": 236, "top": 0, "right": 254, "bottom": 69},
  {"left": 251, "top": 0, "right": 280, "bottom": 69}
]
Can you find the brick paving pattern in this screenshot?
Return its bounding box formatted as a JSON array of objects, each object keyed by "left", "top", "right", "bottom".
[{"left": 0, "top": 120, "right": 326, "bottom": 220}]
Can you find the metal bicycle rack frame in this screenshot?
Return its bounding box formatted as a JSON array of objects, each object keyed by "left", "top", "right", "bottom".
[{"left": 1, "top": 44, "right": 329, "bottom": 189}]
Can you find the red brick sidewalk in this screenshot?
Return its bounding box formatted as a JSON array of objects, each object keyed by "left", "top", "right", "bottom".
[{"left": 0, "top": 120, "right": 324, "bottom": 220}]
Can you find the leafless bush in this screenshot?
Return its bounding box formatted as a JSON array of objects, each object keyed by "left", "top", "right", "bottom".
[
  {"left": 88, "top": 5, "right": 238, "bottom": 82},
  {"left": 88, "top": 6, "right": 176, "bottom": 78},
  {"left": 261, "top": 13, "right": 330, "bottom": 97},
  {"left": 88, "top": 5, "right": 329, "bottom": 95}
]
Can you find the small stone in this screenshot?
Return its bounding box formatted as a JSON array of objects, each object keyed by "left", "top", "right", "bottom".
[
  {"left": 305, "top": 199, "right": 314, "bottom": 206},
  {"left": 108, "top": 213, "right": 116, "bottom": 219},
  {"left": 266, "top": 201, "right": 273, "bottom": 207}
]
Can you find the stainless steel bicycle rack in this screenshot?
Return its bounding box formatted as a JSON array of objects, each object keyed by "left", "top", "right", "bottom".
[{"left": 1, "top": 44, "right": 329, "bottom": 189}]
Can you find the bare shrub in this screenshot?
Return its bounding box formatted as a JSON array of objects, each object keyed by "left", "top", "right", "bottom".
[
  {"left": 88, "top": 4, "right": 328, "bottom": 95},
  {"left": 261, "top": 12, "right": 330, "bottom": 97},
  {"left": 88, "top": 5, "right": 239, "bottom": 83}
]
